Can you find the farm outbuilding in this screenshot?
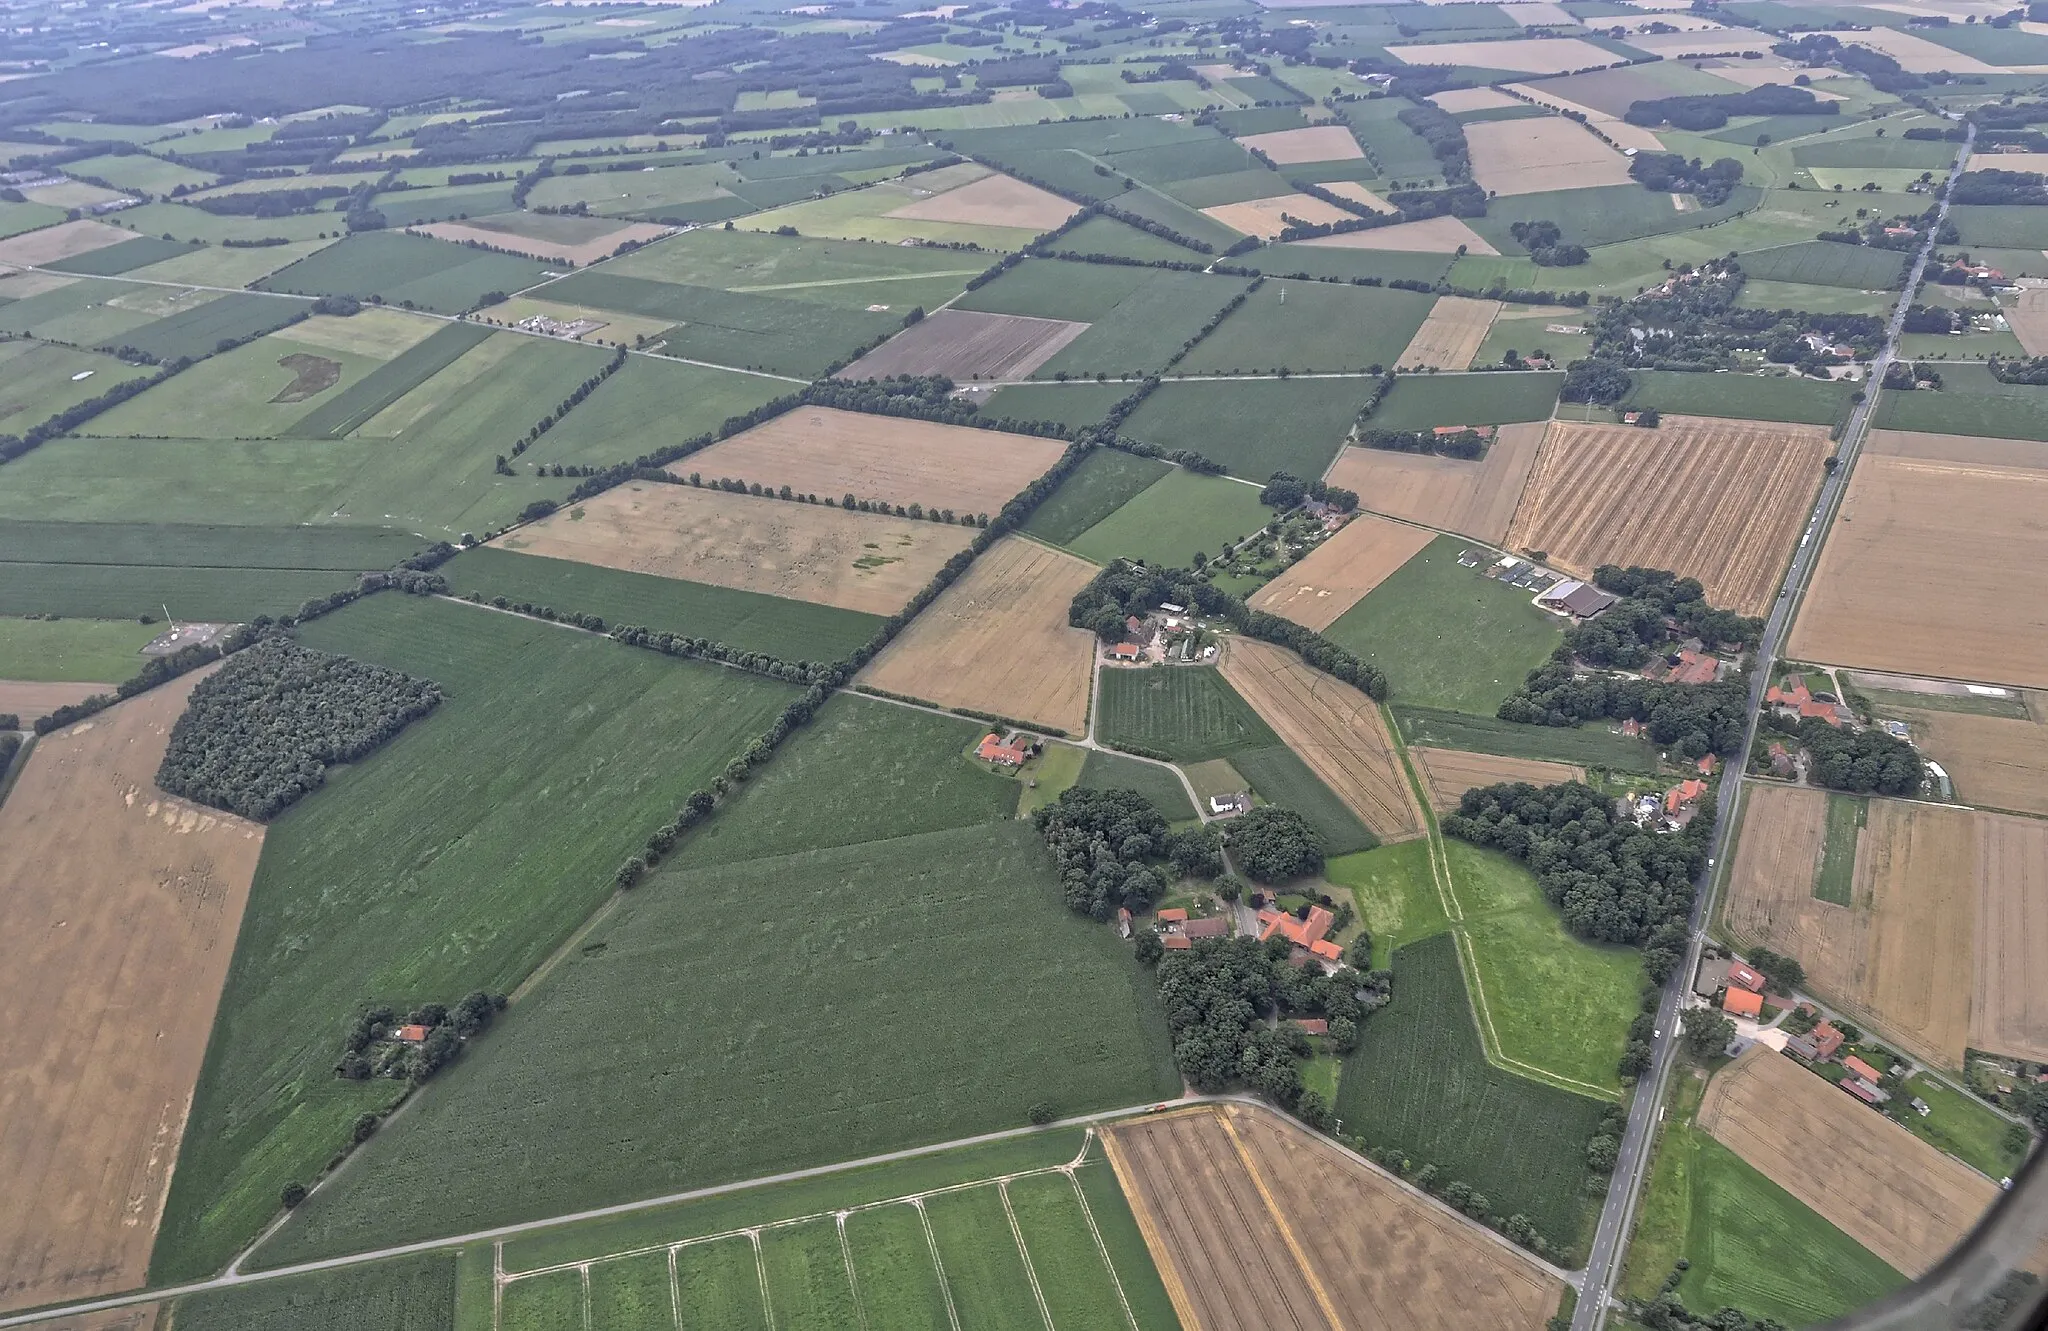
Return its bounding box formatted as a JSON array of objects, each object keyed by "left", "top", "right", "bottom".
[{"left": 1723, "top": 988, "right": 1764, "bottom": 1019}]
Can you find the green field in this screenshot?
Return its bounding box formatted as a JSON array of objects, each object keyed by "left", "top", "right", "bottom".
[
  {"left": 1397, "top": 709, "right": 1664, "bottom": 773},
  {"left": 1740, "top": 241, "right": 1907, "bottom": 290},
  {"left": 1176, "top": 280, "right": 1436, "bottom": 376},
  {"left": 122, "top": 238, "right": 339, "bottom": 289},
  {"left": 254, "top": 806, "right": 1179, "bottom": 1263},
  {"left": 1814, "top": 793, "right": 1864, "bottom": 905},
  {"left": 1613, "top": 370, "right": 1854, "bottom": 427},
  {"left": 0, "top": 339, "right": 154, "bottom": 429},
  {"left": 1364, "top": 372, "right": 1563, "bottom": 433},
  {"left": 115, "top": 290, "right": 312, "bottom": 363},
  {"left": 1120, "top": 378, "right": 1368, "bottom": 481},
  {"left": 740, "top": 173, "right": 1046, "bottom": 250},
  {"left": 1326, "top": 538, "right": 1564, "bottom": 716},
  {"left": 257, "top": 231, "right": 553, "bottom": 314},
  {"left": 287, "top": 319, "right": 499, "bottom": 439},
  {"left": 152, "top": 594, "right": 802, "bottom": 1282},
  {"left": 542, "top": 270, "right": 898, "bottom": 377},
  {"left": 1875, "top": 364, "right": 2048, "bottom": 441},
  {"left": 521, "top": 356, "right": 792, "bottom": 467},
  {"left": 43, "top": 233, "right": 201, "bottom": 276},
  {"left": 1479, "top": 185, "right": 1763, "bottom": 253},
  {"left": 1328, "top": 840, "right": 1448, "bottom": 970},
  {"left": 449, "top": 546, "right": 881, "bottom": 663},
  {"left": 1036, "top": 271, "right": 1255, "bottom": 381},
  {"left": 1790, "top": 136, "right": 1958, "bottom": 171},
  {"left": 1447, "top": 840, "right": 1639, "bottom": 1094},
  {"left": 1019, "top": 447, "right": 1173, "bottom": 545},
  {"left": 0, "top": 616, "right": 158, "bottom": 683},
  {"left": 1624, "top": 1073, "right": 1907, "bottom": 1326},
  {"left": 1051, "top": 212, "right": 1206, "bottom": 263},
  {"left": 1949, "top": 204, "right": 2048, "bottom": 250},
  {"left": 1891, "top": 1072, "right": 2028, "bottom": 1181},
  {"left": 1234, "top": 741, "right": 1378, "bottom": 854},
  {"left": 1098, "top": 665, "right": 1279, "bottom": 763},
  {"left": 1732, "top": 280, "right": 1895, "bottom": 318},
  {"left": 1074, "top": 748, "right": 1198, "bottom": 821},
  {"left": 1066, "top": 468, "right": 1272, "bottom": 569},
  {"left": 955, "top": 259, "right": 1159, "bottom": 324},
  {"left": 980, "top": 381, "right": 1132, "bottom": 433},
  {"left": 171, "top": 1253, "right": 457, "bottom": 1331},
  {"left": 0, "top": 274, "right": 158, "bottom": 346},
  {"left": 1334, "top": 932, "right": 1607, "bottom": 1250},
  {"left": 601, "top": 225, "right": 983, "bottom": 309},
  {"left": 1247, "top": 245, "right": 1455, "bottom": 288},
  {"left": 88, "top": 326, "right": 392, "bottom": 439}
]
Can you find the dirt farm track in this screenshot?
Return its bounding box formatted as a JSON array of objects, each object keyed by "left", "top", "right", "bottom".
[
  {"left": 1698, "top": 1047, "right": 1998, "bottom": 1278},
  {"left": 0, "top": 666, "right": 264, "bottom": 1313},
  {"left": 1102, "top": 1104, "right": 1561, "bottom": 1331}
]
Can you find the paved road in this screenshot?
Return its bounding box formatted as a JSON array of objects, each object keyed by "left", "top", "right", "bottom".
[{"left": 1571, "top": 121, "right": 1976, "bottom": 1331}]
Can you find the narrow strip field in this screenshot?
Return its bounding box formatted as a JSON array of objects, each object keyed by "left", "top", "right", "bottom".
[
  {"left": 1411, "top": 747, "right": 1585, "bottom": 812},
  {"left": 1396, "top": 296, "right": 1500, "bottom": 371}
]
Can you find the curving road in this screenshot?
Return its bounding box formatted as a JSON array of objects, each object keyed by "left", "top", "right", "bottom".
[{"left": 1571, "top": 121, "right": 1976, "bottom": 1330}]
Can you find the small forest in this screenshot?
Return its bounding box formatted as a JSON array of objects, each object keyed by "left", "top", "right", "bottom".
[
  {"left": 1033, "top": 786, "right": 1221, "bottom": 919},
  {"left": 156, "top": 637, "right": 444, "bottom": 821}
]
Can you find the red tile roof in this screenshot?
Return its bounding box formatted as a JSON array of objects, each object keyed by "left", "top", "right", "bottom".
[
  {"left": 1291, "top": 1018, "right": 1329, "bottom": 1036},
  {"left": 976, "top": 734, "right": 1030, "bottom": 765},
  {"left": 1309, "top": 938, "right": 1343, "bottom": 962},
  {"left": 1162, "top": 934, "right": 1191, "bottom": 950},
  {"left": 1665, "top": 779, "right": 1708, "bottom": 814},
  {"left": 396, "top": 1024, "right": 431, "bottom": 1043},
  {"left": 1257, "top": 905, "right": 1335, "bottom": 949},
  {"left": 1723, "top": 988, "right": 1763, "bottom": 1018},
  {"left": 1726, "top": 961, "right": 1766, "bottom": 993},
  {"left": 1156, "top": 908, "right": 1188, "bottom": 924},
  {"left": 1697, "top": 754, "right": 1718, "bottom": 775},
  {"left": 1810, "top": 1022, "right": 1845, "bottom": 1060},
  {"left": 1844, "top": 1055, "right": 1882, "bottom": 1083}
]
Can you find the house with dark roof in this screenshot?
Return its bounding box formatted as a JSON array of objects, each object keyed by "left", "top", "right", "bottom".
[
  {"left": 1726, "top": 961, "right": 1766, "bottom": 993},
  {"left": 1535, "top": 579, "right": 1619, "bottom": 622},
  {"left": 1162, "top": 934, "right": 1191, "bottom": 951},
  {"left": 1646, "top": 650, "right": 1721, "bottom": 686},
  {"left": 1181, "top": 916, "right": 1230, "bottom": 939}
]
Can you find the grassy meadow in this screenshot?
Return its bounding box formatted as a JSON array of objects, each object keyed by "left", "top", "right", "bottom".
[
  {"left": 1120, "top": 377, "right": 1368, "bottom": 481},
  {"left": 1098, "top": 664, "right": 1279, "bottom": 763},
  {"left": 1019, "top": 447, "right": 1173, "bottom": 546},
  {"left": 1065, "top": 468, "right": 1271, "bottom": 569}
]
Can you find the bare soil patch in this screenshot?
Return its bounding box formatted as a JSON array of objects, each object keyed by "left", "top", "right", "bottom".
[
  {"left": 1397, "top": 295, "right": 1501, "bottom": 370},
  {"left": 1698, "top": 1046, "right": 1998, "bottom": 1277},
  {"left": 1506, "top": 415, "right": 1830, "bottom": 617},
  {"left": 1239, "top": 125, "right": 1366, "bottom": 164},
  {"left": 1387, "top": 37, "right": 1627, "bottom": 75},
  {"left": 1466, "top": 118, "right": 1634, "bottom": 197},
  {"left": 1429, "top": 87, "right": 1526, "bottom": 112},
  {"left": 1103, "top": 1103, "right": 1561, "bottom": 1331},
  {"left": 1412, "top": 747, "right": 1585, "bottom": 811},
  {"left": 840, "top": 308, "right": 1089, "bottom": 382},
  {"left": 0, "top": 219, "right": 135, "bottom": 268},
  {"left": 269, "top": 351, "right": 342, "bottom": 402},
  {"left": 410, "top": 218, "right": 672, "bottom": 267},
  {"left": 2005, "top": 287, "right": 2048, "bottom": 356},
  {"left": 675, "top": 405, "right": 1066, "bottom": 517},
  {"left": 1249, "top": 512, "right": 1433, "bottom": 630},
  {"left": 1969, "top": 810, "right": 2048, "bottom": 1063},
  {"left": 1297, "top": 214, "right": 1498, "bottom": 255},
  {"left": 0, "top": 666, "right": 264, "bottom": 1313},
  {"left": 1326, "top": 420, "right": 1545, "bottom": 544},
  {"left": 856, "top": 535, "right": 1097, "bottom": 734},
  {"left": 1790, "top": 433, "right": 2048, "bottom": 687},
  {"left": 1203, "top": 192, "right": 1357, "bottom": 240},
  {"left": 1901, "top": 694, "right": 2048, "bottom": 817},
  {"left": 886, "top": 171, "right": 1080, "bottom": 231},
  {"left": 1505, "top": 1, "right": 1578, "bottom": 23},
  {"left": 1723, "top": 787, "right": 1976, "bottom": 1069},
  {"left": 500, "top": 483, "right": 974, "bottom": 616},
  {"left": 1220, "top": 637, "right": 1426, "bottom": 841},
  {"left": 0, "top": 680, "right": 112, "bottom": 717}
]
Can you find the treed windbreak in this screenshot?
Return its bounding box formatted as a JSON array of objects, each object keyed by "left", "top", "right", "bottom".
[{"left": 156, "top": 638, "right": 442, "bottom": 821}]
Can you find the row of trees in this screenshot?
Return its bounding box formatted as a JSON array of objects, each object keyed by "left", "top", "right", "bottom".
[
  {"left": 1624, "top": 83, "right": 1838, "bottom": 130},
  {"left": 678, "top": 472, "right": 991, "bottom": 528},
  {"left": 155, "top": 638, "right": 444, "bottom": 822},
  {"left": 1359, "top": 425, "right": 1490, "bottom": 460},
  {"left": 1256, "top": 471, "right": 1357, "bottom": 512},
  {"left": 1497, "top": 651, "right": 1749, "bottom": 760}
]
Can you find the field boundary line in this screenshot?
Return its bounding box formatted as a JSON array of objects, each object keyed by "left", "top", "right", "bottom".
[
  {"left": 1453, "top": 927, "right": 1614, "bottom": 1099},
  {"left": 1095, "top": 1125, "right": 1206, "bottom": 1331},
  {"left": 1216, "top": 1109, "right": 1346, "bottom": 1331},
  {"left": 731, "top": 268, "right": 988, "bottom": 293},
  {"left": 836, "top": 1212, "right": 870, "bottom": 1331},
  {"left": 750, "top": 1230, "right": 775, "bottom": 1331},
  {"left": 998, "top": 1181, "right": 1058, "bottom": 1331},
  {"left": 666, "top": 1247, "right": 681, "bottom": 1331},
  {"left": 1064, "top": 1168, "right": 1141, "bottom": 1331},
  {"left": 579, "top": 1263, "right": 592, "bottom": 1331},
  {"left": 913, "top": 1200, "right": 964, "bottom": 1331}
]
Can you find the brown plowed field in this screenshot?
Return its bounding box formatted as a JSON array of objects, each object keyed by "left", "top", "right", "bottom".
[
  {"left": 673, "top": 406, "right": 1066, "bottom": 521},
  {"left": 0, "top": 680, "right": 112, "bottom": 718},
  {"left": 1297, "top": 215, "right": 1498, "bottom": 255},
  {"left": 1969, "top": 811, "right": 2048, "bottom": 1063},
  {"left": 501, "top": 483, "right": 975, "bottom": 616},
  {"left": 1465, "top": 118, "right": 1634, "bottom": 196},
  {"left": 856, "top": 536, "right": 1097, "bottom": 734},
  {"left": 885, "top": 171, "right": 1080, "bottom": 230},
  {"left": 0, "top": 667, "right": 264, "bottom": 1313},
  {"left": 2008, "top": 287, "right": 2048, "bottom": 357},
  {"left": 1722, "top": 787, "right": 1975, "bottom": 1069},
  {"left": 1697, "top": 1047, "right": 1998, "bottom": 1277},
  {"left": 1505, "top": 415, "right": 1830, "bottom": 616},
  {"left": 1247, "top": 513, "right": 1433, "bottom": 630},
  {"left": 33, "top": 1308, "right": 160, "bottom": 1331},
  {"left": 1202, "top": 193, "right": 1355, "bottom": 241},
  {"left": 1396, "top": 295, "right": 1500, "bottom": 371},
  {"left": 1909, "top": 698, "right": 2048, "bottom": 817},
  {"left": 1790, "top": 432, "right": 2048, "bottom": 688},
  {"left": 1326, "top": 421, "right": 1545, "bottom": 544},
  {"left": 0, "top": 218, "right": 134, "bottom": 267},
  {"left": 839, "top": 308, "right": 1090, "bottom": 383},
  {"left": 1412, "top": 747, "right": 1585, "bottom": 811},
  {"left": 1103, "top": 1104, "right": 1562, "bottom": 1331},
  {"left": 1238, "top": 125, "right": 1365, "bottom": 164},
  {"left": 1219, "top": 637, "right": 1425, "bottom": 841}
]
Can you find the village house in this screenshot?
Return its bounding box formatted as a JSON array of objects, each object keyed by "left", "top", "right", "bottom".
[
  {"left": 1693, "top": 954, "right": 1731, "bottom": 999},
  {"left": 1257, "top": 904, "right": 1344, "bottom": 968},
  {"left": 1785, "top": 1019, "right": 1847, "bottom": 1063},
  {"left": 1766, "top": 674, "right": 1853, "bottom": 727},
  {"left": 1726, "top": 960, "right": 1766, "bottom": 994},
  {"left": 975, "top": 732, "right": 1038, "bottom": 767},
  {"left": 1289, "top": 1018, "right": 1329, "bottom": 1036},
  {"left": 1767, "top": 741, "right": 1795, "bottom": 777},
  {"left": 1723, "top": 987, "right": 1764, "bottom": 1019},
  {"left": 1663, "top": 778, "right": 1708, "bottom": 825},
  {"left": 1209, "top": 791, "right": 1249, "bottom": 816},
  {"left": 1644, "top": 650, "right": 1720, "bottom": 686}
]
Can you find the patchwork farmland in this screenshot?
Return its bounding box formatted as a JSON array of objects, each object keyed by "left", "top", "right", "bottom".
[
  {"left": 1412, "top": 748, "right": 1586, "bottom": 813},
  {"left": 1326, "top": 422, "right": 1546, "bottom": 545},
  {"left": 841, "top": 308, "right": 1089, "bottom": 381},
  {"left": 1249, "top": 513, "right": 1433, "bottom": 631},
  {"left": 1397, "top": 297, "right": 1501, "bottom": 372},
  {"left": 1506, "top": 415, "right": 1832, "bottom": 617}
]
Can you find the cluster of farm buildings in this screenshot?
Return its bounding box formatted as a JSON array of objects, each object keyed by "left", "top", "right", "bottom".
[
  {"left": 1695, "top": 953, "right": 1926, "bottom": 1117},
  {"left": 1125, "top": 900, "right": 1346, "bottom": 972},
  {"left": 1106, "top": 603, "right": 1221, "bottom": 666}
]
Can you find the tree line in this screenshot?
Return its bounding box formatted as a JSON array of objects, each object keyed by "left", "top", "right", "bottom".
[{"left": 1625, "top": 84, "right": 1838, "bottom": 130}]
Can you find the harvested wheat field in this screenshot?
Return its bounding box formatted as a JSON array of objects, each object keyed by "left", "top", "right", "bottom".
[
  {"left": 1844, "top": 26, "right": 2000, "bottom": 73},
  {"left": 1103, "top": 1104, "right": 1562, "bottom": 1331},
  {"left": 673, "top": 405, "right": 1066, "bottom": 517},
  {"left": 1723, "top": 786, "right": 1976, "bottom": 1069},
  {"left": 1220, "top": 637, "right": 1425, "bottom": 841},
  {"left": 1387, "top": 36, "right": 1624, "bottom": 74},
  {"left": 0, "top": 218, "right": 135, "bottom": 268},
  {"left": 1412, "top": 747, "right": 1584, "bottom": 812},
  {"left": 839, "top": 308, "right": 1088, "bottom": 382},
  {"left": 1969, "top": 810, "right": 2048, "bottom": 1062},
  {"left": 1790, "top": 431, "right": 2048, "bottom": 688},
  {"left": 2012, "top": 287, "right": 2048, "bottom": 357},
  {"left": 502, "top": 483, "right": 974, "bottom": 615},
  {"left": 1500, "top": 84, "right": 1667, "bottom": 152},
  {"left": 1506, "top": 415, "right": 1830, "bottom": 617},
  {"left": 1466, "top": 118, "right": 1634, "bottom": 197},
  {"left": 1202, "top": 192, "right": 1355, "bottom": 241},
  {"left": 1430, "top": 87, "right": 1525, "bottom": 113},
  {"left": 1249, "top": 512, "right": 1433, "bottom": 630},
  {"left": 31, "top": 1308, "right": 160, "bottom": 1331},
  {"left": 1397, "top": 295, "right": 1501, "bottom": 371},
  {"left": 1238, "top": 125, "right": 1365, "bottom": 164},
  {"left": 0, "top": 681, "right": 111, "bottom": 718},
  {"left": 1320, "top": 180, "right": 1392, "bottom": 212},
  {"left": 1326, "top": 421, "right": 1545, "bottom": 544},
  {"left": 1299, "top": 215, "right": 1498, "bottom": 255},
  {"left": 1901, "top": 695, "right": 2048, "bottom": 817},
  {"left": 409, "top": 218, "right": 671, "bottom": 266},
  {"left": 857, "top": 536, "right": 1096, "bottom": 734},
  {"left": 886, "top": 171, "right": 1079, "bottom": 230},
  {"left": 1699, "top": 1047, "right": 1998, "bottom": 1277},
  {"left": 0, "top": 666, "right": 264, "bottom": 1313}
]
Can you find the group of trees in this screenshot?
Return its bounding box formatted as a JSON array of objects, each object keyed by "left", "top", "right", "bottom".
[
  {"left": 1444, "top": 780, "right": 1711, "bottom": 984},
  {"left": 1773, "top": 714, "right": 1925, "bottom": 796},
  {"left": 1571, "top": 566, "right": 1762, "bottom": 668},
  {"left": 1358, "top": 425, "right": 1491, "bottom": 460},
  {"left": 336, "top": 992, "right": 507, "bottom": 1084},
  {"left": 1949, "top": 168, "right": 2048, "bottom": 205},
  {"left": 1625, "top": 84, "right": 1838, "bottom": 130},
  {"left": 155, "top": 638, "right": 444, "bottom": 822},
  {"left": 1256, "top": 471, "right": 1358, "bottom": 512},
  {"left": 1396, "top": 99, "right": 1472, "bottom": 183},
  {"left": 1224, "top": 806, "right": 1323, "bottom": 883},
  {"left": 1627, "top": 152, "right": 1745, "bottom": 208},
  {"left": 1508, "top": 219, "right": 1589, "bottom": 268},
  {"left": 1498, "top": 651, "right": 1749, "bottom": 760},
  {"left": 1774, "top": 31, "right": 1924, "bottom": 91},
  {"left": 1988, "top": 354, "right": 2048, "bottom": 385},
  {"left": 1031, "top": 786, "right": 1216, "bottom": 919}
]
